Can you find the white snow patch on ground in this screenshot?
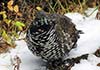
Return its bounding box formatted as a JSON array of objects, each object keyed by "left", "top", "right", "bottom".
[
  {"left": 68, "top": 19, "right": 100, "bottom": 57},
  {"left": 71, "top": 60, "right": 100, "bottom": 70},
  {"left": 0, "top": 40, "right": 45, "bottom": 70}
]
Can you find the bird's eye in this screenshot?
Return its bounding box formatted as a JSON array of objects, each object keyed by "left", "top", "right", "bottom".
[
  {"left": 38, "top": 29, "right": 44, "bottom": 32},
  {"left": 35, "top": 32, "right": 39, "bottom": 34}
]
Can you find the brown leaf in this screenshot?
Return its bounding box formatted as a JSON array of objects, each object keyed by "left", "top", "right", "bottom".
[
  {"left": 8, "top": 0, "right": 14, "bottom": 6},
  {"left": 7, "top": 5, "right": 13, "bottom": 11},
  {"left": 17, "top": 12, "right": 22, "bottom": 17},
  {"left": 7, "top": 0, "right": 14, "bottom": 11},
  {"left": 97, "top": 63, "right": 100, "bottom": 66},
  {"left": 14, "top": 5, "right": 19, "bottom": 13},
  {"left": 0, "top": 43, "right": 9, "bottom": 53}
]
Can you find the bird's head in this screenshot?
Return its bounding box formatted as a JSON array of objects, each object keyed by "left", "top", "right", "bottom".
[{"left": 29, "top": 11, "right": 53, "bottom": 34}]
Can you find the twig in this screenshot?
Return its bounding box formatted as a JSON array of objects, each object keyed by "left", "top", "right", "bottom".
[{"left": 12, "top": 55, "right": 21, "bottom": 70}]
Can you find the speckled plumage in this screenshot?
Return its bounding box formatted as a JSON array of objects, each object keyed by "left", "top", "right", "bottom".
[{"left": 26, "top": 11, "right": 81, "bottom": 69}]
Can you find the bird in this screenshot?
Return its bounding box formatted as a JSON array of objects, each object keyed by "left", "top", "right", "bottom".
[{"left": 26, "top": 11, "right": 81, "bottom": 70}]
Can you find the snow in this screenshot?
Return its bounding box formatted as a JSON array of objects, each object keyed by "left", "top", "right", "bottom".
[
  {"left": 67, "top": 17, "right": 100, "bottom": 57},
  {"left": 11, "top": 40, "right": 41, "bottom": 70},
  {"left": 1, "top": 8, "right": 100, "bottom": 70},
  {"left": 71, "top": 60, "right": 100, "bottom": 70}
]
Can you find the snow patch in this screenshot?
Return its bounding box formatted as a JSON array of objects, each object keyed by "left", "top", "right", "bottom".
[{"left": 71, "top": 60, "right": 100, "bottom": 70}]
